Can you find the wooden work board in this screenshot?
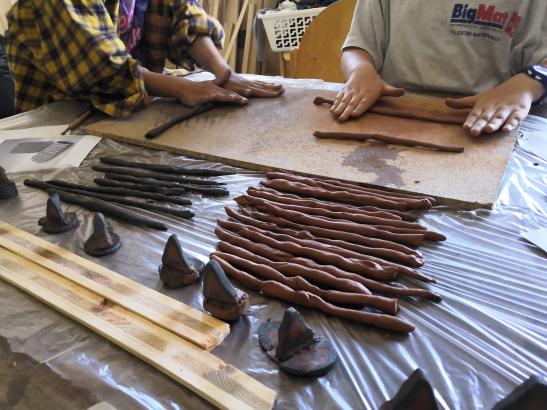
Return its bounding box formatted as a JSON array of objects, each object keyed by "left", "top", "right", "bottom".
[{"left": 83, "top": 87, "right": 517, "bottom": 209}]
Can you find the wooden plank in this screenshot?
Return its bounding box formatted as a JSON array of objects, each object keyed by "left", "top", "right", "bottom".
[
  {"left": 0, "top": 221, "right": 229, "bottom": 351},
  {"left": 82, "top": 88, "right": 516, "bottom": 209},
  {"left": 0, "top": 249, "right": 276, "bottom": 410},
  {"left": 224, "top": 0, "right": 249, "bottom": 66},
  {"left": 241, "top": 1, "right": 257, "bottom": 73}
]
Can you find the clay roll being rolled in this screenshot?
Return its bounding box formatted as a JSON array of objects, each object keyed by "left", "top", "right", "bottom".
[{"left": 314, "top": 131, "right": 464, "bottom": 153}]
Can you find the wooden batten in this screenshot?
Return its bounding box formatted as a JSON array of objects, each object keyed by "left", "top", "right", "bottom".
[
  {"left": 0, "top": 248, "right": 276, "bottom": 410},
  {"left": 0, "top": 221, "right": 229, "bottom": 351}
]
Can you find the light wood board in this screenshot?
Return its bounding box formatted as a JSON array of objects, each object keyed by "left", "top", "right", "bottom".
[
  {"left": 83, "top": 87, "right": 517, "bottom": 209},
  {"left": 0, "top": 221, "right": 229, "bottom": 351},
  {"left": 0, "top": 249, "right": 276, "bottom": 410}
]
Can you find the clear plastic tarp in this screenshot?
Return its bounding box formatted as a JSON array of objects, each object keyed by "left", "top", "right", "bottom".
[{"left": 0, "top": 77, "right": 545, "bottom": 410}]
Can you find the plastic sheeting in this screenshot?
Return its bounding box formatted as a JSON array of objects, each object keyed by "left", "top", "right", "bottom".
[{"left": 0, "top": 79, "right": 546, "bottom": 410}]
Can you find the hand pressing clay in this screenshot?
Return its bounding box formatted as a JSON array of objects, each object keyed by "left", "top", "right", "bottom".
[
  {"left": 202, "top": 259, "right": 249, "bottom": 321},
  {"left": 492, "top": 375, "right": 547, "bottom": 410},
  {"left": 0, "top": 167, "right": 17, "bottom": 200},
  {"left": 84, "top": 213, "right": 122, "bottom": 256},
  {"left": 258, "top": 307, "right": 337, "bottom": 377},
  {"left": 38, "top": 193, "right": 80, "bottom": 234},
  {"left": 380, "top": 369, "right": 439, "bottom": 410},
  {"left": 159, "top": 234, "right": 199, "bottom": 287}
]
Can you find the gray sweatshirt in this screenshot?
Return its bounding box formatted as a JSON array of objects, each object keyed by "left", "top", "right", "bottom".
[{"left": 343, "top": 0, "right": 547, "bottom": 95}]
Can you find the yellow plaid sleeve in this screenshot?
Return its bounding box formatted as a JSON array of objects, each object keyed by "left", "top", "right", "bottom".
[
  {"left": 141, "top": 0, "right": 224, "bottom": 73},
  {"left": 5, "top": 0, "right": 147, "bottom": 117}
]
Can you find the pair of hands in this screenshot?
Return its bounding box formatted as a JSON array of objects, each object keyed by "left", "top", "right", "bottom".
[
  {"left": 176, "top": 69, "right": 284, "bottom": 107},
  {"left": 332, "top": 72, "right": 543, "bottom": 136}
]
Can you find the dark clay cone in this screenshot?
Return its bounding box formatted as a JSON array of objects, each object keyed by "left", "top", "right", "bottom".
[
  {"left": 84, "top": 213, "right": 122, "bottom": 257},
  {"left": 276, "top": 307, "right": 317, "bottom": 362},
  {"left": 202, "top": 259, "right": 249, "bottom": 321},
  {"left": 0, "top": 167, "right": 18, "bottom": 200},
  {"left": 258, "top": 307, "right": 337, "bottom": 378},
  {"left": 158, "top": 234, "right": 199, "bottom": 288},
  {"left": 380, "top": 368, "right": 439, "bottom": 410},
  {"left": 38, "top": 193, "right": 79, "bottom": 234},
  {"left": 492, "top": 375, "right": 547, "bottom": 410}
]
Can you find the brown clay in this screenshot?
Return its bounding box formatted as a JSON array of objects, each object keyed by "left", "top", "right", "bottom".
[
  {"left": 225, "top": 207, "right": 422, "bottom": 266},
  {"left": 217, "top": 238, "right": 370, "bottom": 295},
  {"left": 319, "top": 177, "right": 438, "bottom": 206},
  {"left": 99, "top": 156, "right": 235, "bottom": 176},
  {"left": 25, "top": 179, "right": 167, "bottom": 230},
  {"left": 258, "top": 307, "right": 338, "bottom": 377},
  {"left": 222, "top": 212, "right": 424, "bottom": 269},
  {"left": 224, "top": 220, "right": 432, "bottom": 283},
  {"left": 243, "top": 208, "right": 420, "bottom": 256},
  {"left": 266, "top": 172, "right": 433, "bottom": 210},
  {"left": 211, "top": 256, "right": 415, "bottom": 333},
  {"left": 0, "top": 167, "right": 18, "bottom": 200},
  {"left": 314, "top": 131, "right": 464, "bottom": 153},
  {"left": 313, "top": 96, "right": 468, "bottom": 125},
  {"left": 213, "top": 251, "right": 399, "bottom": 314},
  {"left": 38, "top": 193, "right": 80, "bottom": 234},
  {"left": 259, "top": 202, "right": 425, "bottom": 247},
  {"left": 492, "top": 375, "right": 547, "bottom": 410},
  {"left": 158, "top": 234, "right": 199, "bottom": 287},
  {"left": 237, "top": 193, "right": 426, "bottom": 230},
  {"left": 202, "top": 259, "right": 249, "bottom": 321},
  {"left": 214, "top": 226, "right": 441, "bottom": 301},
  {"left": 49, "top": 179, "right": 192, "bottom": 206},
  {"left": 380, "top": 369, "right": 439, "bottom": 410},
  {"left": 249, "top": 186, "right": 417, "bottom": 221},
  {"left": 92, "top": 165, "right": 225, "bottom": 186},
  {"left": 235, "top": 227, "right": 399, "bottom": 281},
  {"left": 262, "top": 179, "right": 408, "bottom": 211},
  {"left": 84, "top": 213, "right": 122, "bottom": 257},
  {"left": 102, "top": 172, "right": 229, "bottom": 196}
]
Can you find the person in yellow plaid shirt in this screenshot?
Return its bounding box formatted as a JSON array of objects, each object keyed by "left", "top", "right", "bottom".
[{"left": 5, "top": 0, "right": 283, "bottom": 117}]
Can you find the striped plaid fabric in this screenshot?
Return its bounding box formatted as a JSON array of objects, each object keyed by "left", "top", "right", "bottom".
[{"left": 5, "top": 0, "right": 223, "bottom": 117}]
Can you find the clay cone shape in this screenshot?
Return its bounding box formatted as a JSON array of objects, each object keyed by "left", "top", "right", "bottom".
[
  {"left": 0, "top": 167, "right": 18, "bottom": 200},
  {"left": 158, "top": 234, "right": 199, "bottom": 288},
  {"left": 492, "top": 375, "right": 546, "bottom": 410},
  {"left": 380, "top": 369, "right": 438, "bottom": 410},
  {"left": 38, "top": 193, "right": 79, "bottom": 234},
  {"left": 202, "top": 259, "right": 249, "bottom": 321},
  {"left": 258, "top": 307, "right": 337, "bottom": 378},
  {"left": 162, "top": 234, "right": 192, "bottom": 270},
  {"left": 84, "top": 213, "right": 122, "bottom": 257},
  {"left": 275, "top": 307, "right": 317, "bottom": 362}
]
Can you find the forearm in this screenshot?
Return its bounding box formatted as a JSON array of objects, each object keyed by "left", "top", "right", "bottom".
[
  {"left": 140, "top": 69, "right": 182, "bottom": 98},
  {"left": 341, "top": 48, "right": 381, "bottom": 83},
  {"left": 188, "top": 35, "right": 230, "bottom": 78}
]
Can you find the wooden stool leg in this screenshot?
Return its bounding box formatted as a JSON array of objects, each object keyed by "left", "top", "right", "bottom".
[{"left": 278, "top": 53, "right": 286, "bottom": 77}]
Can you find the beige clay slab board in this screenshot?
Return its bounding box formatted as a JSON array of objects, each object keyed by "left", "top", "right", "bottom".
[{"left": 83, "top": 87, "right": 516, "bottom": 209}]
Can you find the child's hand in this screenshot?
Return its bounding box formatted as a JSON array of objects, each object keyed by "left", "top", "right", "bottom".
[
  {"left": 445, "top": 74, "right": 544, "bottom": 137},
  {"left": 331, "top": 69, "right": 405, "bottom": 122},
  {"left": 220, "top": 72, "right": 284, "bottom": 98},
  {"left": 176, "top": 76, "right": 248, "bottom": 107}
]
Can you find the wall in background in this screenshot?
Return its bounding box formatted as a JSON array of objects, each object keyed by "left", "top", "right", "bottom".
[{"left": 0, "top": 0, "right": 15, "bottom": 34}]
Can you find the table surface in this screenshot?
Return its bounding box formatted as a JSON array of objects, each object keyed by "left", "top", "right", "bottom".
[{"left": 0, "top": 77, "right": 546, "bottom": 410}]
